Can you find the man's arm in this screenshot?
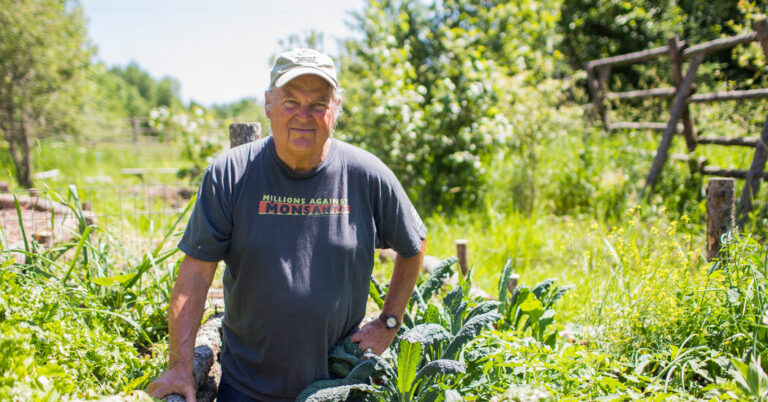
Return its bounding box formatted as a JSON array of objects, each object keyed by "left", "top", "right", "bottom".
[
  {"left": 146, "top": 255, "right": 218, "bottom": 401},
  {"left": 352, "top": 238, "right": 427, "bottom": 355}
]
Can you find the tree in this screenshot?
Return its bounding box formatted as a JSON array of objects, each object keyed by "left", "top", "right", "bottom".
[
  {"left": 558, "top": 0, "right": 768, "bottom": 90},
  {"left": 338, "top": 0, "right": 518, "bottom": 209},
  {"left": 110, "top": 62, "right": 182, "bottom": 116},
  {"left": 0, "top": 0, "right": 90, "bottom": 187},
  {"left": 558, "top": 0, "right": 683, "bottom": 72}
]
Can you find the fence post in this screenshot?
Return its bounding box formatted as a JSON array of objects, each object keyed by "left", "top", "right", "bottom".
[
  {"left": 455, "top": 239, "right": 468, "bottom": 276},
  {"left": 668, "top": 36, "right": 697, "bottom": 153},
  {"left": 131, "top": 117, "right": 140, "bottom": 153},
  {"left": 737, "top": 19, "right": 768, "bottom": 228},
  {"left": 229, "top": 122, "right": 262, "bottom": 148},
  {"left": 586, "top": 63, "right": 611, "bottom": 128},
  {"left": 707, "top": 178, "right": 735, "bottom": 261},
  {"left": 643, "top": 53, "right": 705, "bottom": 199},
  {"left": 507, "top": 273, "right": 520, "bottom": 294}
]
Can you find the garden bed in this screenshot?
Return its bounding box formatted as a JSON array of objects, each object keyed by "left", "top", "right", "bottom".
[{"left": 0, "top": 193, "right": 93, "bottom": 251}]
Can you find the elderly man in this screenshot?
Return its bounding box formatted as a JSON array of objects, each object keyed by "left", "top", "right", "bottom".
[{"left": 147, "top": 48, "right": 427, "bottom": 401}]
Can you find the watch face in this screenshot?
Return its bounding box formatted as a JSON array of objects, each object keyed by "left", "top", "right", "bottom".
[{"left": 386, "top": 316, "right": 398, "bottom": 328}]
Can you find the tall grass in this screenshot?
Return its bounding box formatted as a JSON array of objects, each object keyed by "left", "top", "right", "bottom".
[{"left": 0, "top": 186, "right": 195, "bottom": 399}]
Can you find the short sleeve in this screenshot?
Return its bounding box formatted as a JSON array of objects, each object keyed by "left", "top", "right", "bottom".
[
  {"left": 178, "top": 165, "right": 233, "bottom": 262},
  {"left": 374, "top": 168, "right": 427, "bottom": 258}
]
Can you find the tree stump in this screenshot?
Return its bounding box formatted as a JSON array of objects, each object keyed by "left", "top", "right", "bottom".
[{"left": 165, "top": 313, "right": 224, "bottom": 402}]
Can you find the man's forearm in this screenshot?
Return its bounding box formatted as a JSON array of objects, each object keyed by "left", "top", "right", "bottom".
[
  {"left": 381, "top": 238, "right": 427, "bottom": 322},
  {"left": 168, "top": 255, "right": 218, "bottom": 368}
]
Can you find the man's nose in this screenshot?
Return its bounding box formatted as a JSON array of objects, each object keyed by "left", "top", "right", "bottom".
[{"left": 296, "top": 104, "right": 312, "bottom": 120}]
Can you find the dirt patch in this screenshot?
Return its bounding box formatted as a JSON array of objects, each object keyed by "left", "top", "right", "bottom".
[{"left": 0, "top": 194, "right": 92, "bottom": 252}]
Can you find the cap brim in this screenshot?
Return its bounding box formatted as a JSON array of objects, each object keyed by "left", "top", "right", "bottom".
[{"left": 274, "top": 67, "right": 338, "bottom": 89}]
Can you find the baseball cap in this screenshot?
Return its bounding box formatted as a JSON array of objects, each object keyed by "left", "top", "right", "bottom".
[{"left": 270, "top": 48, "right": 339, "bottom": 90}]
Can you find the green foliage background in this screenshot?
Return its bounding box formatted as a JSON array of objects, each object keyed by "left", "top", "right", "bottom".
[{"left": 3, "top": 0, "right": 768, "bottom": 400}]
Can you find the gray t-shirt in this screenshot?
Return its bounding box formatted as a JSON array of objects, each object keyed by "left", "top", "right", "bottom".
[{"left": 178, "top": 136, "right": 426, "bottom": 401}]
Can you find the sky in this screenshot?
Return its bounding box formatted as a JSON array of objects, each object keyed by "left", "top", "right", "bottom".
[{"left": 79, "top": 0, "right": 364, "bottom": 106}]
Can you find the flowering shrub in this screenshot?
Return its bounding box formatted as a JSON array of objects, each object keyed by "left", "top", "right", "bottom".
[{"left": 148, "top": 106, "right": 224, "bottom": 180}]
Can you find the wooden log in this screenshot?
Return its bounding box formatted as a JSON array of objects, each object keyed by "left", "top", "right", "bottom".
[
  {"left": 669, "top": 36, "right": 697, "bottom": 153},
  {"left": 587, "top": 44, "right": 675, "bottom": 69},
  {"left": 608, "top": 122, "right": 682, "bottom": 132},
  {"left": 689, "top": 88, "right": 768, "bottom": 103},
  {"left": 682, "top": 32, "right": 757, "bottom": 59},
  {"left": 229, "top": 122, "right": 261, "bottom": 148},
  {"left": 0, "top": 193, "right": 73, "bottom": 215},
  {"left": 605, "top": 87, "right": 676, "bottom": 100},
  {"left": 697, "top": 136, "right": 759, "bottom": 147},
  {"left": 165, "top": 313, "right": 223, "bottom": 402},
  {"left": 706, "top": 178, "right": 735, "bottom": 261},
  {"left": 643, "top": 53, "right": 705, "bottom": 199},
  {"left": 455, "top": 239, "right": 468, "bottom": 276},
  {"left": 701, "top": 166, "right": 768, "bottom": 179}
]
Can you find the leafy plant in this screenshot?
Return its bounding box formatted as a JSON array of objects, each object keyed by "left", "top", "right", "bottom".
[
  {"left": 0, "top": 185, "right": 195, "bottom": 398},
  {"left": 497, "top": 258, "right": 574, "bottom": 346},
  {"left": 299, "top": 257, "right": 506, "bottom": 401},
  {"left": 732, "top": 356, "right": 768, "bottom": 400}
]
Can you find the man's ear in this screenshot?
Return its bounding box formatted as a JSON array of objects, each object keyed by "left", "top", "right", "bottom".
[{"left": 264, "top": 91, "right": 272, "bottom": 118}]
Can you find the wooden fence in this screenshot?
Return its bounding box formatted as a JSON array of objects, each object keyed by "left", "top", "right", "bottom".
[{"left": 586, "top": 19, "right": 768, "bottom": 226}]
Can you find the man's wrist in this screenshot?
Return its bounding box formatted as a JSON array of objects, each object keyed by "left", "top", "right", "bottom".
[
  {"left": 167, "top": 355, "right": 194, "bottom": 371},
  {"left": 379, "top": 313, "right": 400, "bottom": 330}
]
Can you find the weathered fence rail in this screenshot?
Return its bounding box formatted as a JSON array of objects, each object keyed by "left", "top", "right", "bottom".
[{"left": 586, "top": 18, "right": 768, "bottom": 226}]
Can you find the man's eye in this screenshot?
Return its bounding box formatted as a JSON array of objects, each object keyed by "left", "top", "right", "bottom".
[
  {"left": 312, "top": 103, "right": 328, "bottom": 112},
  {"left": 284, "top": 100, "right": 298, "bottom": 107}
]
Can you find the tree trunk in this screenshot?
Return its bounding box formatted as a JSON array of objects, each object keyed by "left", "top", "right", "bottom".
[{"left": 5, "top": 118, "right": 32, "bottom": 188}]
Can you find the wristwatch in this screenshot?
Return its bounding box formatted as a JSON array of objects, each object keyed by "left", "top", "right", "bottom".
[{"left": 379, "top": 313, "right": 400, "bottom": 330}]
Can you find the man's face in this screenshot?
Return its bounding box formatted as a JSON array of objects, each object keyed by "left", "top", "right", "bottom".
[{"left": 265, "top": 74, "right": 339, "bottom": 171}]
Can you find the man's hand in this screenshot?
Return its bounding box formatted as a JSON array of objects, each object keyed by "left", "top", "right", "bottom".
[
  {"left": 146, "top": 366, "right": 196, "bottom": 401},
  {"left": 146, "top": 255, "right": 217, "bottom": 402},
  {"left": 351, "top": 318, "right": 397, "bottom": 355},
  {"left": 353, "top": 238, "right": 427, "bottom": 355}
]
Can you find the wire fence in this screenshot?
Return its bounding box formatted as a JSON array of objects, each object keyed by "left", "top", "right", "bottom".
[{"left": 0, "top": 182, "right": 199, "bottom": 256}]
